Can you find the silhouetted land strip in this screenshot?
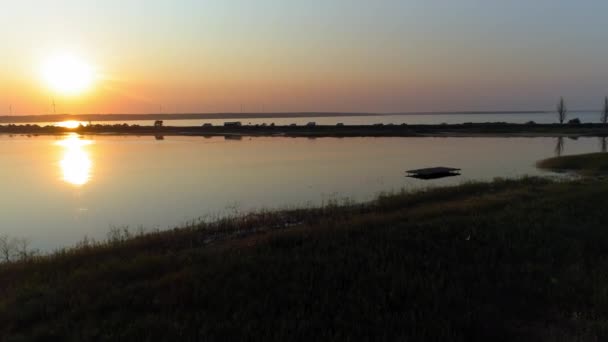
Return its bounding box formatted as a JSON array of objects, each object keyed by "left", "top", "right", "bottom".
[
  {"left": 0, "top": 112, "right": 382, "bottom": 123},
  {"left": 0, "top": 111, "right": 557, "bottom": 123},
  {"left": 3, "top": 177, "right": 608, "bottom": 340},
  {"left": 538, "top": 152, "right": 608, "bottom": 175},
  {"left": 4, "top": 122, "right": 608, "bottom": 137}
]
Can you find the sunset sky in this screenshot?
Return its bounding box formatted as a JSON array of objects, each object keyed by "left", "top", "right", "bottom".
[{"left": 1, "top": 0, "right": 608, "bottom": 115}]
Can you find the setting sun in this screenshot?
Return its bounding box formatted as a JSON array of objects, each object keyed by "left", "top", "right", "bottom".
[{"left": 42, "top": 54, "right": 95, "bottom": 96}]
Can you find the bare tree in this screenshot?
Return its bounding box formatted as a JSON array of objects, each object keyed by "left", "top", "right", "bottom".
[
  {"left": 602, "top": 96, "right": 608, "bottom": 124},
  {"left": 14, "top": 238, "right": 32, "bottom": 261},
  {"left": 555, "top": 136, "right": 564, "bottom": 157},
  {"left": 0, "top": 235, "right": 35, "bottom": 263},
  {"left": 557, "top": 97, "right": 567, "bottom": 124},
  {"left": 0, "top": 235, "right": 15, "bottom": 263}
]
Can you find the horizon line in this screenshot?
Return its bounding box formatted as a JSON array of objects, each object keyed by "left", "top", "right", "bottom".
[{"left": 0, "top": 109, "right": 600, "bottom": 117}]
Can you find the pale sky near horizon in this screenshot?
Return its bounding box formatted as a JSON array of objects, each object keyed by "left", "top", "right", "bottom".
[{"left": 1, "top": 0, "right": 608, "bottom": 114}]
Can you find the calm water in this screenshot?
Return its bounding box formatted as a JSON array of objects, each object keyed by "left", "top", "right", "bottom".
[
  {"left": 0, "top": 134, "right": 604, "bottom": 250},
  {"left": 10, "top": 111, "right": 607, "bottom": 127}
]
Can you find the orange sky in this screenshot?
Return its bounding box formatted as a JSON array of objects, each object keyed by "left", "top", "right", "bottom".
[{"left": 2, "top": 1, "right": 608, "bottom": 114}]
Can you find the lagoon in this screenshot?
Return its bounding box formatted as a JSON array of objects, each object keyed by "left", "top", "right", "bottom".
[{"left": 0, "top": 134, "right": 602, "bottom": 250}]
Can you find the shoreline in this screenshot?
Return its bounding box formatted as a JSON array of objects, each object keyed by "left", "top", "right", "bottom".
[
  {"left": 0, "top": 111, "right": 566, "bottom": 123},
  {"left": 2, "top": 122, "right": 608, "bottom": 138},
  {"left": 4, "top": 176, "right": 608, "bottom": 340}
]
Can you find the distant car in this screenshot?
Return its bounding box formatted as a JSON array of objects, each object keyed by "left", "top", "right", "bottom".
[
  {"left": 224, "top": 121, "right": 242, "bottom": 127},
  {"left": 306, "top": 122, "right": 316, "bottom": 127},
  {"left": 202, "top": 123, "right": 213, "bottom": 127},
  {"left": 336, "top": 123, "right": 344, "bottom": 126},
  {"left": 289, "top": 123, "right": 297, "bottom": 127}
]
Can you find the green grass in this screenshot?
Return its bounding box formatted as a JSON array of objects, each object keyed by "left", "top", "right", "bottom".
[
  {"left": 3, "top": 177, "right": 608, "bottom": 340},
  {"left": 538, "top": 152, "right": 608, "bottom": 175}
]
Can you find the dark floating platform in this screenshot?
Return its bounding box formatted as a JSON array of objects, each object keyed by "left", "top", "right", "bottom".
[{"left": 406, "top": 167, "right": 461, "bottom": 180}]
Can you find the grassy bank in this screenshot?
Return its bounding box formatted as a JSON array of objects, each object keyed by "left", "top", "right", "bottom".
[
  {"left": 538, "top": 152, "right": 608, "bottom": 175},
  {"left": 3, "top": 177, "right": 608, "bottom": 340}
]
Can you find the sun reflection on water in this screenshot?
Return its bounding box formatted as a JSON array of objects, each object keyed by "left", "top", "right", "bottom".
[{"left": 56, "top": 134, "right": 93, "bottom": 186}]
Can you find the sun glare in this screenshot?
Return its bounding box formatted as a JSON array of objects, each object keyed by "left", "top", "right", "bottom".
[
  {"left": 57, "top": 120, "right": 85, "bottom": 129},
  {"left": 42, "top": 54, "right": 95, "bottom": 95}
]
